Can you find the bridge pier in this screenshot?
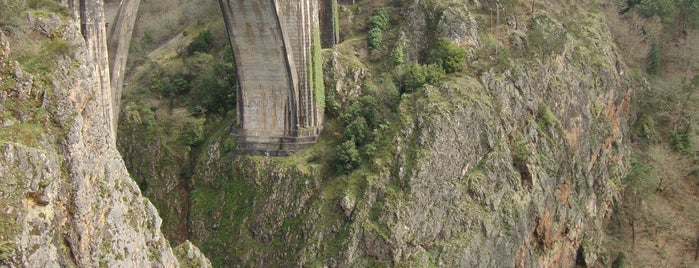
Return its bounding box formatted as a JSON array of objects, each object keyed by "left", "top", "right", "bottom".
[{"left": 219, "top": 0, "right": 329, "bottom": 156}]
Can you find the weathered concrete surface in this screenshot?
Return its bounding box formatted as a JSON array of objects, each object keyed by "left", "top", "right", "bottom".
[
  {"left": 219, "top": 0, "right": 324, "bottom": 155},
  {"left": 221, "top": 0, "right": 294, "bottom": 137},
  {"left": 319, "top": 0, "right": 339, "bottom": 47},
  {"left": 107, "top": 0, "right": 141, "bottom": 138}
]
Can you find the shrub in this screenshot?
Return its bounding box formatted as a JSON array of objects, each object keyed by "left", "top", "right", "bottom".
[
  {"left": 46, "top": 38, "right": 73, "bottom": 56},
  {"left": 180, "top": 117, "right": 206, "bottom": 146},
  {"left": 368, "top": 8, "right": 390, "bottom": 30},
  {"left": 367, "top": 27, "right": 383, "bottom": 49},
  {"left": 646, "top": 42, "right": 661, "bottom": 75},
  {"left": 623, "top": 157, "right": 656, "bottom": 197},
  {"left": 526, "top": 14, "right": 567, "bottom": 57},
  {"left": 669, "top": 128, "right": 693, "bottom": 155},
  {"left": 402, "top": 62, "right": 444, "bottom": 92},
  {"left": 187, "top": 29, "right": 214, "bottom": 55},
  {"left": 426, "top": 38, "right": 468, "bottom": 74},
  {"left": 359, "top": 95, "right": 379, "bottom": 128},
  {"left": 366, "top": 8, "right": 390, "bottom": 49},
  {"left": 336, "top": 140, "right": 360, "bottom": 173},
  {"left": 27, "top": 0, "right": 71, "bottom": 17},
  {"left": 392, "top": 42, "right": 405, "bottom": 65},
  {"left": 612, "top": 252, "right": 625, "bottom": 268},
  {"left": 634, "top": 114, "right": 659, "bottom": 143},
  {"left": 342, "top": 117, "right": 369, "bottom": 144},
  {"left": 537, "top": 103, "right": 557, "bottom": 129}
]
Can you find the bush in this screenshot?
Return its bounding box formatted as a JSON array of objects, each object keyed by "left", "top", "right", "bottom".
[
  {"left": 46, "top": 38, "right": 73, "bottom": 56},
  {"left": 180, "top": 117, "right": 206, "bottom": 146},
  {"left": 402, "top": 63, "right": 444, "bottom": 92},
  {"left": 392, "top": 42, "right": 405, "bottom": 65},
  {"left": 336, "top": 140, "right": 360, "bottom": 173},
  {"left": 623, "top": 157, "right": 656, "bottom": 197},
  {"left": 426, "top": 38, "right": 468, "bottom": 74},
  {"left": 367, "top": 27, "right": 383, "bottom": 49},
  {"left": 634, "top": 114, "right": 659, "bottom": 143},
  {"left": 368, "top": 8, "right": 390, "bottom": 30},
  {"left": 612, "top": 252, "right": 625, "bottom": 268},
  {"left": 669, "top": 128, "right": 693, "bottom": 155},
  {"left": 359, "top": 95, "right": 379, "bottom": 128},
  {"left": 187, "top": 29, "right": 214, "bottom": 55},
  {"left": 646, "top": 42, "right": 661, "bottom": 75},
  {"left": 342, "top": 117, "right": 369, "bottom": 144},
  {"left": 367, "top": 8, "right": 390, "bottom": 49},
  {"left": 526, "top": 14, "right": 567, "bottom": 57},
  {"left": 27, "top": 0, "right": 71, "bottom": 17}
]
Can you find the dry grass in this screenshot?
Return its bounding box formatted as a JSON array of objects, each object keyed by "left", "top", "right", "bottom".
[{"left": 600, "top": 2, "right": 699, "bottom": 267}]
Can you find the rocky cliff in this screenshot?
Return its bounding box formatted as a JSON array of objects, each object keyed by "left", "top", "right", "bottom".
[
  {"left": 115, "top": 0, "right": 634, "bottom": 267},
  {"left": 0, "top": 2, "right": 209, "bottom": 267}
]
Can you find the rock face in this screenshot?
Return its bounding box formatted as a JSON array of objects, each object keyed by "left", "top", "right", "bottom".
[
  {"left": 183, "top": 4, "right": 632, "bottom": 268},
  {"left": 0, "top": 3, "right": 208, "bottom": 267},
  {"left": 218, "top": 0, "right": 324, "bottom": 155}
]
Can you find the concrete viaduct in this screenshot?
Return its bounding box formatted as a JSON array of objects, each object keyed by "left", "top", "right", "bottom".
[{"left": 76, "top": 0, "right": 337, "bottom": 155}]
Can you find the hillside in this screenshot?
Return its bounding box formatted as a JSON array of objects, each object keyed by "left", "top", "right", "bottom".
[
  {"left": 0, "top": 0, "right": 210, "bottom": 266},
  {"left": 0, "top": 0, "right": 695, "bottom": 267},
  {"left": 114, "top": 0, "right": 693, "bottom": 267}
]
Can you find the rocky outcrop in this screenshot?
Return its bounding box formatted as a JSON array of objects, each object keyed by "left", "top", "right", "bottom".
[
  {"left": 184, "top": 5, "right": 631, "bottom": 268},
  {"left": 0, "top": 3, "right": 208, "bottom": 267}
]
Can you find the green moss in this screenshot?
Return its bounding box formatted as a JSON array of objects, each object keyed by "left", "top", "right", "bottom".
[
  {"left": 537, "top": 103, "right": 558, "bottom": 131},
  {"left": 331, "top": 0, "right": 339, "bottom": 44},
  {"left": 0, "top": 122, "right": 46, "bottom": 148},
  {"left": 312, "top": 27, "right": 325, "bottom": 114}
]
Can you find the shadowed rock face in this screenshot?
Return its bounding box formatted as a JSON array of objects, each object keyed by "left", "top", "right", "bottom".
[{"left": 219, "top": 0, "right": 324, "bottom": 155}]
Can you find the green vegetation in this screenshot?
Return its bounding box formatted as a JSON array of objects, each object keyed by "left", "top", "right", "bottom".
[
  {"left": 0, "top": 0, "right": 25, "bottom": 32},
  {"left": 606, "top": 0, "right": 699, "bottom": 265},
  {"left": 187, "top": 29, "right": 214, "bottom": 55},
  {"left": 336, "top": 140, "right": 360, "bottom": 173},
  {"left": 426, "top": 38, "right": 468, "bottom": 74},
  {"left": 526, "top": 14, "right": 567, "bottom": 58},
  {"left": 27, "top": 0, "right": 72, "bottom": 18},
  {"left": 367, "top": 8, "right": 390, "bottom": 49},
  {"left": 402, "top": 63, "right": 444, "bottom": 92},
  {"left": 114, "top": 0, "right": 698, "bottom": 266},
  {"left": 391, "top": 42, "right": 405, "bottom": 66},
  {"left": 312, "top": 27, "right": 325, "bottom": 112},
  {"left": 646, "top": 42, "right": 661, "bottom": 74}
]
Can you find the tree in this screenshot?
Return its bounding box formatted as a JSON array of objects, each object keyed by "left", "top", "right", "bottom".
[
  {"left": 336, "top": 140, "right": 360, "bottom": 173},
  {"left": 367, "top": 8, "right": 390, "bottom": 49}
]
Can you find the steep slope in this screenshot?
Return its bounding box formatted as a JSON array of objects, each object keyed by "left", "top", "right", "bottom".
[
  {"left": 0, "top": 2, "right": 209, "bottom": 267},
  {"left": 179, "top": 1, "right": 632, "bottom": 266},
  {"left": 114, "top": 0, "right": 635, "bottom": 267}
]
